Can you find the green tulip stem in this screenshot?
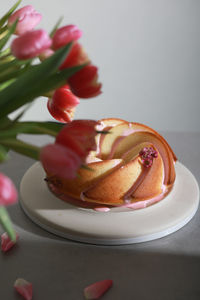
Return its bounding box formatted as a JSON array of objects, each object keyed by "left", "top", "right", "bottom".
[
  {"left": 0, "top": 138, "right": 41, "bottom": 160},
  {"left": 0, "top": 206, "right": 16, "bottom": 242}
]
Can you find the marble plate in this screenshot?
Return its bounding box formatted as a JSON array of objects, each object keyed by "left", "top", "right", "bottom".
[{"left": 20, "top": 162, "right": 199, "bottom": 245}]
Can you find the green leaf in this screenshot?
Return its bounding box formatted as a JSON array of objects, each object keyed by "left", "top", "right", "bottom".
[
  {"left": 0, "top": 78, "right": 15, "bottom": 91},
  {"left": 0, "top": 144, "right": 9, "bottom": 162},
  {"left": 0, "top": 64, "right": 85, "bottom": 117},
  {"left": 16, "top": 121, "right": 64, "bottom": 134},
  {"left": 0, "top": 120, "right": 63, "bottom": 138},
  {"left": 0, "top": 25, "right": 8, "bottom": 35},
  {"left": 0, "top": 0, "right": 22, "bottom": 28},
  {"left": 0, "top": 58, "right": 29, "bottom": 73},
  {"left": 0, "top": 116, "right": 12, "bottom": 129},
  {"left": 29, "top": 121, "right": 64, "bottom": 132},
  {"left": 0, "top": 139, "right": 41, "bottom": 160},
  {"left": 50, "top": 16, "right": 64, "bottom": 38},
  {"left": 81, "top": 164, "right": 94, "bottom": 171},
  {"left": 0, "top": 43, "right": 72, "bottom": 118},
  {"left": 0, "top": 123, "right": 56, "bottom": 138},
  {"left": 0, "top": 119, "right": 63, "bottom": 140},
  {"left": 0, "top": 19, "right": 18, "bottom": 51},
  {"left": 0, "top": 66, "right": 27, "bottom": 84},
  {"left": 21, "top": 64, "right": 85, "bottom": 101},
  {"left": 0, "top": 48, "right": 11, "bottom": 58},
  {"left": 0, "top": 206, "right": 16, "bottom": 242}
]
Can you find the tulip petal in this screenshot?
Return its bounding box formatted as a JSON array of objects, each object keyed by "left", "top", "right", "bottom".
[
  {"left": 40, "top": 143, "right": 82, "bottom": 179},
  {"left": 84, "top": 279, "right": 113, "bottom": 299},
  {"left": 52, "top": 25, "right": 82, "bottom": 50},
  {"left": 11, "top": 29, "right": 52, "bottom": 60},
  {"left": 55, "top": 119, "right": 98, "bottom": 159},
  {"left": 0, "top": 173, "right": 17, "bottom": 206},
  {"left": 8, "top": 5, "right": 42, "bottom": 35},
  {"left": 14, "top": 278, "right": 33, "bottom": 300},
  {"left": 68, "top": 65, "right": 102, "bottom": 98},
  {"left": 1, "top": 232, "right": 19, "bottom": 252},
  {"left": 47, "top": 85, "right": 79, "bottom": 122}
]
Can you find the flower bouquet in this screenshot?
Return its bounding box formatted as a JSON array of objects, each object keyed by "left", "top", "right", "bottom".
[
  {"left": 0, "top": 0, "right": 102, "bottom": 242},
  {"left": 1, "top": 1, "right": 198, "bottom": 250}
]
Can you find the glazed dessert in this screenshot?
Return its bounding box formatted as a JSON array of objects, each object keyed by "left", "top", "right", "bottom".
[{"left": 46, "top": 118, "right": 177, "bottom": 211}]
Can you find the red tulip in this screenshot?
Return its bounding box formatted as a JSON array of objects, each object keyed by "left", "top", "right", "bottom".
[
  {"left": 52, "top": 25, "right": 82, "bottom": 50},
  {"left": 47, "top": 85, "right": 80, "bottom": 123},
  {"left": 8, "top": 5, "right": 42, "bottom": 35},
  {"left": 55, "top": 119, "right": 98, "bottom": 160},
  {"left": 59, "top": 42, "right": 90, "bottom": 70},
  {"left": 11, "top": 29, "right": 52, "bottom": 60},
  {"left": 0, "top": 173, "right": 17, "bottom": 206},
  {"left": 40, "top": 143, "right": 82, "bottom": 179},
  {"left": 68, "top": 64, "right": 102, "bottom": 98}
]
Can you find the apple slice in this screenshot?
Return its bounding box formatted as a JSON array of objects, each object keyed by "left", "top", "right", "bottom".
[
  {"left": 99, "top": 122, "right": 135, "bottom": 160},
  {"left": 99, "top": 118, "right": 126, "bottom": 128},
  {"left": 111, "top": 131, "right": 175, "bottom": 186},
  {"left": 92, "top": 118, "right": 126, "bottom": 158},
  {"left": 133, "top": 150, "right": 164, "bottom": 200},
  {"left": 50, "top": 159, "right": 122, "bottom": 199},
  {"left": 83, "top": 157, "right": 142, "bottom": 205},
  {"left": 122, "top": 142, "right": 153, "bottom": 164},
  {"left": 131, "top": 122, "right": 177, "bottom": 161}
]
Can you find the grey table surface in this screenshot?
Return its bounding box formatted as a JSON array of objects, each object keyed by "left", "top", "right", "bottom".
[{"left": 0, "top": 132, "right": 200, "bottom": 300}]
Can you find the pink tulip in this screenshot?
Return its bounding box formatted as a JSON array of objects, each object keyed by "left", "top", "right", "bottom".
[
  {"left": 56, "top": 120, "right": 98, "bottom": 160},
  {"left": 11, "top": 29, "right": 52, "bottom": 60},
  {"left": 0, "top": 173, "right": 17, "bottom": 206},
  {"left": 39, "top": 48, "right": 54, "bottom": 61},
  {"left": 52, "top": 25, "right": 82, "bottom": 50},
  {"left": 40, "top": 143, "right": 82, "bottom": 179},
  {"left": 47, "top": 85, "right": 80, "bottom": 123},
  {"left": 68, "top": 64, "right": 102, "bottom": 98},
  {"left": 8, "top": 5, "right": 42, "bottom": 35}
]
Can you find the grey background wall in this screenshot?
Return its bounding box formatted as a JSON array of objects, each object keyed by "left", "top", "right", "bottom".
[{"left": 3, "top": 0, "right": 200, "bottom": 132}]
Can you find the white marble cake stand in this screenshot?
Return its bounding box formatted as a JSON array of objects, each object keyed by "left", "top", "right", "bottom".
[{"left": 19, "top": 162, "right": 199, "bottom": 245}]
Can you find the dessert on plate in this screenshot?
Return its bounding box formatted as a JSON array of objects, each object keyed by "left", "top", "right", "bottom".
[{"left": 45, "top": 118, "right": 177, "bottom": 211}]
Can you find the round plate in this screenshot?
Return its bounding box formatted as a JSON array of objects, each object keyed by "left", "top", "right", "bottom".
[{"left": 19, "top": 162, "right": 199, "bottom": 245}]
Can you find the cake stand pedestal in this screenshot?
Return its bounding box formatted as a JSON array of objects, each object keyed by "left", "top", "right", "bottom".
[{"left": 20, "top": 162, "right": 199, "bottom": 245}]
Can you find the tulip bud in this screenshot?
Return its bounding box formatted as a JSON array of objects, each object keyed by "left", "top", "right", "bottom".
[
  {"left": 47, "top": 85, "right": 80, "bottom": 123},
  {"left": 56, "top": 120, "right": 98, "bottom": 160},
  {"left": 40, "top": 143, "right": 82, "bottom": 179},
  {"left": 68, "top": 64, "right": 102, "bottom": 98},
  {"left": 52, "top": 25, "right": 82, "bottom": 50},
  {"left": 0, "top": 173, "right": 17, "bottom": 206},
  {"left": 8, "top": 5, "right": 42, "bottom": 35},
  {"left": 11, "top": 29, "right": 52, "bottom": 60}
]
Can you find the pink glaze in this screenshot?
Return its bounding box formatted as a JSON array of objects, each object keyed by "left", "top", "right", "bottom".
[
  {"left": 107, "top": 136, "right": 124, "bottom": 159},
  {"left": 94, "top": 207, "right": 110, "bottom": 212},
  {"left": 85, "top": 155, "right": 102, "bottom": 163},
  {"left": 47, "top": 179, "right": 170, "bottom": 212},
  {"left": 121, "top": 190, "right": 167, "bottom": 209}
]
